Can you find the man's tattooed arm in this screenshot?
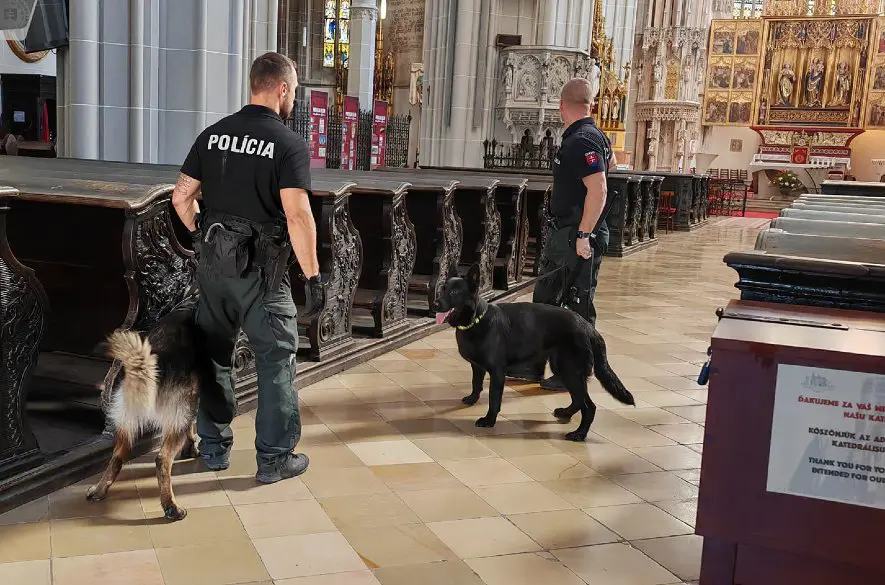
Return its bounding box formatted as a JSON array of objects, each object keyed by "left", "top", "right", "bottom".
[{"left": 171, "top": 172, "right": 202, "bottom": 232}]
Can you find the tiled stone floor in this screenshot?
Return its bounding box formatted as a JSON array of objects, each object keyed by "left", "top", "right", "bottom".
[{"left": 0, "top": 218, "right": 765, "bottom": 585}]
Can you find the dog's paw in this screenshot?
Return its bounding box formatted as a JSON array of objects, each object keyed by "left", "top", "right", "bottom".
[
  {"left": 163, "top": 503, "right": 188, "bottom": 522},
  {"left": 85, "top": 485, "right": 106, "bottom": 502},
  {"left": 553, "top": 407, "right": 574, "bottom": 420},
  {"left": 564, "top": 430, "right": 588, "bottom": 442},
  {"left": 462, "top": 394, "right": 480, "bottom": 406},
  {"left": 475, "top": 415, "right": 497, "bottom": 428}
]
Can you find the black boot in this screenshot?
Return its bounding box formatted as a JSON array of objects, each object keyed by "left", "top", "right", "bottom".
[
  {"left": 256, "top": 453, "right": 310, "bottom": 484},
  {"left": 505, "top": 365, "right": 545, "bottom": 382},
  {"left": 540, "top": 375, "right": 566, "bottom": 391}
]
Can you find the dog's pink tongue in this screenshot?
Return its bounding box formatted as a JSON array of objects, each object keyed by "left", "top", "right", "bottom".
[{"left": 436, "top": 310, "right": 452, "bottom": 325}]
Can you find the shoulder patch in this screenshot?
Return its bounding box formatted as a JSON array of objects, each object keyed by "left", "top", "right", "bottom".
[{"left": 585, "top": 151, "right": 600, "bottom": 168}]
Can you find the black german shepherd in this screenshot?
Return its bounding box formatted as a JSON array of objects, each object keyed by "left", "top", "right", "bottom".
[{"left": 435, "top": 264, "right": 634, "bottom": 441}]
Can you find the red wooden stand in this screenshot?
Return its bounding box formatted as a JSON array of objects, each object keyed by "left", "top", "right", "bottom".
[{"left": 698, "top": 300, "right": 885, "bottom": 585}]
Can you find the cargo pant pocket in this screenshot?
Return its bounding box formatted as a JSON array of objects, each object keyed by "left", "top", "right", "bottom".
[{"left": 263, "top": 293, "right": 299, "bottom": 354}]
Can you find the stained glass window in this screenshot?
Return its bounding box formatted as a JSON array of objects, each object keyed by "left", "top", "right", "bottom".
[
  {"left": 732, "top": 0, "right": 763, "bottom": 18},
  {"left": 323, "top": 0, "right": 350, "bottom": 68}
]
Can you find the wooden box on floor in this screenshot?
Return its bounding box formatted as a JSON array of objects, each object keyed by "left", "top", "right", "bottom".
[{"left": 698, "top": 300, "right": 885, "bottom": 585}]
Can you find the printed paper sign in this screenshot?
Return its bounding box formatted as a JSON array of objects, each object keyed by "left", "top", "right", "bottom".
[
  {"left": 767, "top": 364, "right": 885, "bottom": 510},
  {"left": 308, "top": 91, "right": 329, "bottom": 169}
]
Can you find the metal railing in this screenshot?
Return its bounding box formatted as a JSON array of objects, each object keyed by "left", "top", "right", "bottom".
[{"left": 482, "top": 138, "right": 558, "bottom": 171}]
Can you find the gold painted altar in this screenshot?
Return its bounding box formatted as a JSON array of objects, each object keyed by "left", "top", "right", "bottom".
[{"left": 702, "top": 2, "right": 884, "bottom": 161}]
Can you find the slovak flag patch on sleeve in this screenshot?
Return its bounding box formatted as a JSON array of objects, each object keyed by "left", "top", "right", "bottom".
[{"left": 584, "top": 151, "right": 600, "bottom": 170}]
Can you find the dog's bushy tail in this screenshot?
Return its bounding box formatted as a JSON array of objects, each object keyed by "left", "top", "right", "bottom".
[
  {"left": 107, "top": 330, "right": 158, "bottom": 415},
  {"left": 588, "top": 328, "right": 635, "bottom": 406}
]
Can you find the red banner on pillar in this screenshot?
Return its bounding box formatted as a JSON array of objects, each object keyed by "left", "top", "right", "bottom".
[
  {"left": 341, "top": 96, "right": 359, "bottom": 171},
  {"left": 308, "top": 90, "right": 329, "bottom": 169},
  {"left": 371, "top": 100, "right": 388, "bottom": 170}
]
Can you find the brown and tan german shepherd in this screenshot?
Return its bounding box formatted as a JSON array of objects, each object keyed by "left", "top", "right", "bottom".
[{"left": 86, "top": 307, "right": 207, "bottom": 521}]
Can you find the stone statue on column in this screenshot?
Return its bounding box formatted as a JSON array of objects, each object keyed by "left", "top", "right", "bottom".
[{"left": 588, "top": 59, "right": 601, "bottom": 104}]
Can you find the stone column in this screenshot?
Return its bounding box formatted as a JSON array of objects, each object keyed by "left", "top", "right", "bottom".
[
  {"left": 647, "top": 118, "right": 661, "bottom": 170},
  {"left": 347, "top": 0, "right": 377, "bottom": 109},
  {"left": 538, "top": 0, "right": 556, "bottom": 45},
  {"left": 58, "top": 0, "right": 276, "bottom": 164}
]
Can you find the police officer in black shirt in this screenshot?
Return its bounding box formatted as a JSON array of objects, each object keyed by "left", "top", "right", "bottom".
[
  {"left": 172, "top": 52, "right": 324, "bottom": 484},
  {"left": 507, "top": 78, "right": 616, "bottom": 391}
]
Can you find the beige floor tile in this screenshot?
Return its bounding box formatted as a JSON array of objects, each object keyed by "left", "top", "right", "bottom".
[
  {"left": 591, "top": 421, "right": 677, "bottom": 449},
  {"left": 553, "top": 542, "right": 679, "bottom": 585},
  {"left": 370, "top": 359, "right": 427, "bottom": 373},
  {"left": 617, "top": 378, "right": 671, "bottom": 393},
  {"left": 0, "top": 497, "right": 49, "bottom": 526},
  {"left": 372, "top": 401, "right": 437, "bottom": 422},
  {"left": 634, "top": 534, "right": 704, "bottom": 582},
  {"left": 585, "top": 503, "right": 694, "bottom": 540},
  {"left": 508, "top": 509, "right": 619, "bottom": 549},
  {"left": 214, "top": 449, "right": 258, "bottom": 478},
  {"left": 385, "top": 371, "right": 448, "bottom": 388},
  {"left": 0, "top": 559, "right": 50, "bottom": 585},
  {"left": 474, "top": 482, "right": 574, "bottom": 515},
  {"left": 631, "top": 445, "right": 703, "bottom": 471},
  {"left": 439, "top": 457, "right": 532, "bottom": 487},
  {"left": 0, "top": 521, "right": 50, "bottom": 562},
  {"left": 236, "top": 499, "right": 336, "bottom": 539},
  {"left": 220, "top": 475, "right": 313, "bottom": 505},
  {"left": 310, "top": 405, "right": 385, "bottom": 425},
  {"left": 389, "top": 417, "right": 465, "bottom": 439},
  {"left": 370, "top": 463, "right": 462, "bottom": 491},
  {"left": 477, "top": 434, "right": 562, "bottom": 458},
  {"left": 676, "top": 468, "right": 702, "bottom": 485},
  {"left": 148, "top": 505, "right": 249, "bottom": 548},
  {"left": 615, "top": 407, "right": 691, "bottom": 426},
  {"left": 542, "top": 477, "right": 643, "bottom": 508},
  {"left": 645, "top": 376, "right": 706, "bottom": 392},
  {"left": 434, "top": 369, "right": 476, "bottom": 383},
  {"left": 406, "top": 383, "right": 478, "bottom": 402},
  {"left": 298, "top": 387, "right": 364, "bottom": 407},
  {"left": 633, "top": 391, "right": 702, "bottom": 408},
  {"left": 300, "top": 423, "right": 343, "bottom": 445},
  {"left": 327, "top": 421, "right": 406, "bottom": 443},
  {"left": 649, "top": 423, "right": 706, "bottom": 445},
  {"left": 339, "top": 373, "right": 397, "bottom": 389},
  {"left": 613, "top": 471, "right": 699, "bottom": 502},
  {"left": 53, "top": 550, "right": 164, "bottom": 585},
  {"left": 302, "top": 467, "right": 391, "bottom": 499},
  {"left": 657, "top": 362, "right": 705, "bottom": 377},
  {"left": 340, "top": 523, "right": 455, "bottom": 568},
  {"left": 48, "top": 480, "right": 145, "bottom": 521},
  {"left": 413, "top": 358, "right": 467, "bottom": 372},
  {"left": 663, "top": 405, "right": 707, "bottom": 423},
  {"left": 413, "top": 436, "right": 496, "bottom": 461},
  {"left": 301, "top": 443, "right": 366, "bottom": 469},
  {"left": 253, "top": 531, "right": 366, "bottom": 580},
  {"left": 50, "top": 516, "right": 153, "bottom": 558},
  {"left": 467, "top": 552, "right": 585, "bottom": 585},
  {"left": 397, "top": 486, "right": 498, "bottom": 522},
  {"left": 302, "top": 375, "right": 347, "bottom": 390},
  {"left": 373, "top": 560, "right": 485, "bottom": 585},
  {"left": 427, "top": 517, "right": 541, "bottom": 559},
  {"left": 320, "top": 492, "right": 419, "bottom": 529},
  {"left": 276, "top": 571, "right": 381, "bottom": 585},
  {"left": 137, "top": 472, "right": 230, "bottom": 514},
  {"left": 372, "top": 351, "right": 410, "bottom": 361},
  {"left": 506, "top": 453, "right": 596, "bottom": 481},
  {"left": 653, "top": 499, "right": 699, "bottom": 528},
  {"left": 349, "top": 385, "right": 422, "bottom": 404},
  {"left": 156, "top": 540, "right": 270, "bottom": 585},
  {"left": 346, "top": 439, "right": 433, "bottom": 466},
  {"left": 449, "top": 417, "right": 528, "bottom": 437},
  {"left": 560, "top": 440, "right": 662, "bottom": 476},
  {"left": 397, "top": 348, "right": 440, "bottom": 360},
  {"left": 231, "top": 422, "right": 258, "bottom": 451},
  {"left": 688, "top": 443, "right": 704, "bottom": 455}
]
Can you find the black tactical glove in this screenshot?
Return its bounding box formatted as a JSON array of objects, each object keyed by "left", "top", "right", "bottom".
[{"left": 301, "top": 274, "right": 325, "bottom": 319}]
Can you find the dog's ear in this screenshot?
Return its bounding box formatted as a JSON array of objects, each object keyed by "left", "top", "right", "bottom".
[{"left": 466, "top": 263, "right": 480, "bottom": 295}]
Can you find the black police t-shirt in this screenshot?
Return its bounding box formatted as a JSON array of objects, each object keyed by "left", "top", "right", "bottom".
[
  {"left": 550, "top": 118, "right": 612, "bottom": 223},
  {"left": 181, "top": 104, "right": 311, "bottom": 224}
]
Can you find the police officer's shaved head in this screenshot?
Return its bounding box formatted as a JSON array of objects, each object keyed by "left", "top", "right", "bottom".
[
  {"left": 559, "top": 78, "right": 594, "bottom": 126},
  {"left": 250, "top": 52, "right": 297, "bottom": 95},
  {"left": 560, "top": 79, "right": 593, "bottom": 107}
]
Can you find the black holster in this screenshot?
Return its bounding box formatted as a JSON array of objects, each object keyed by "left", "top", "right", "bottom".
[
  {"left": 203, "top": 218, "right": 254, "bottom": 278},
  {"left": 257, "top": 233, "right": 292, "bottom": 293}
]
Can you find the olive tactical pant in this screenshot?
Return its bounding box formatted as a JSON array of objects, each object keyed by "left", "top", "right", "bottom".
[
  {"left": 195, "top": 263, "right": 301, "bottom": 464},
  {"left": 533, "top": 224, "right": 606, "bottom": 325}
]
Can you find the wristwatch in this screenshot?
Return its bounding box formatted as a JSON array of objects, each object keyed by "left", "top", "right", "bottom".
[{"left": 576, "top": 231, "right": 596, "bottom": 241}]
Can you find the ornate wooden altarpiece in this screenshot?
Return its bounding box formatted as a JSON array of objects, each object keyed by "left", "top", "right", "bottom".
[
  {"left": 702, "top": 1, "right": 884, "bottom": 162},
  {"left": 590, "top": 0, "right": 631, "bottom": 152}
]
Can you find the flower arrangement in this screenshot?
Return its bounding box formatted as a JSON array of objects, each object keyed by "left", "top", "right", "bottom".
[{"left": 773, "top": 171, "right": 803, "bottom": 192}]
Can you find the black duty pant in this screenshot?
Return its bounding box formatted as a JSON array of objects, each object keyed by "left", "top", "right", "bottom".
[{"left": 194, "top": 262, "right": 301, "bottom": 465}]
